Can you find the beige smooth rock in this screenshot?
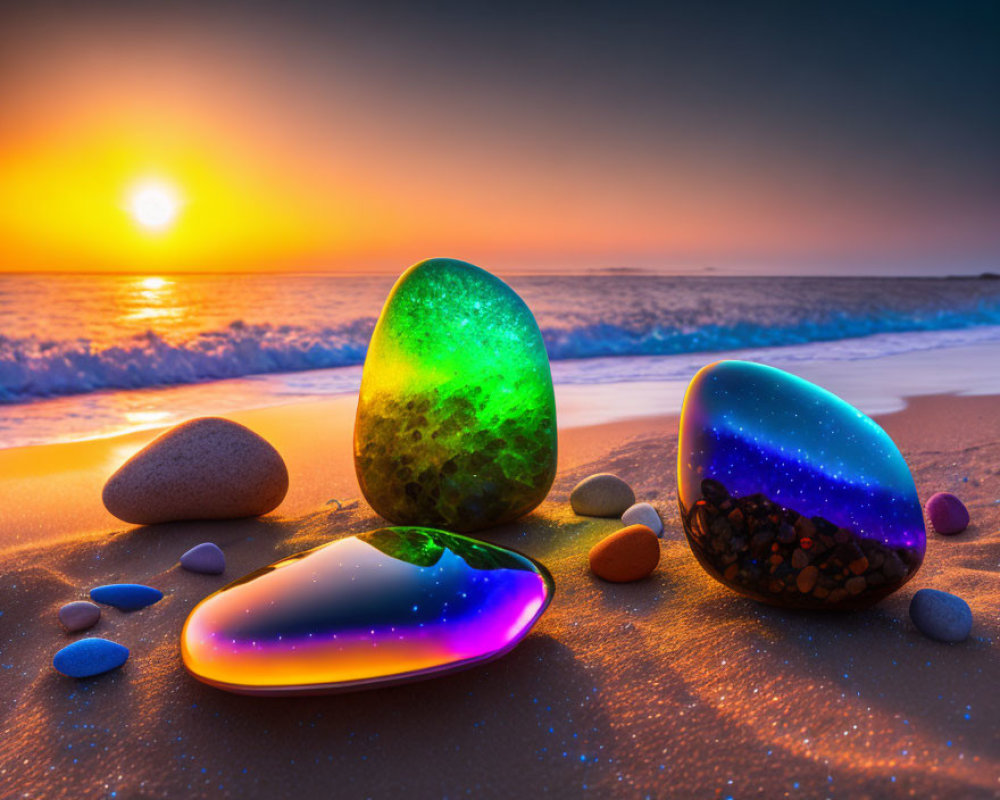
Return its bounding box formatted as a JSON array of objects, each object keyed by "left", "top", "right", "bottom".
[
  {"left": 102, "top": 417, "right": 289, "bottom": 525},
  {"left": 570, "top": 473, "right": 635, "bottom": 517}
]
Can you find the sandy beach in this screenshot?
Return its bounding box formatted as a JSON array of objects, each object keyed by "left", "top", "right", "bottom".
[
  {"left": 1, "top": 392, "right": 996, "bottom": 798},
  {"left": 4, "top": 1, "right": 999, "bottom": 795}
]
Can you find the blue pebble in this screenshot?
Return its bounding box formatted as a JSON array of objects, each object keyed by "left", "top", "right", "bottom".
[
  {"left": 90, "top": 583, "right": 163, "bottom": 611},
  {"left": 909, "top": 588, "right": 973, "bottom": 643},
  {"left": 53, "top": 638, "right": 129, "bottom": 678},
  {"left": 180, "top": 542, "right": 226, "bottom": 575}
]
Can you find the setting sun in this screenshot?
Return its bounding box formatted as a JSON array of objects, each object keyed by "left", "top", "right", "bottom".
[{"left": 127, "top": 181, "right": 179, "bottom": 231}]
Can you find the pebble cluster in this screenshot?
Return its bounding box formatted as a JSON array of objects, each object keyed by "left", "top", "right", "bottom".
[
  {"left": 52, "top": 539, "right": 226, "bottom": 679},
  {"left": 53, "top": 416, "right": 253, "bottom": 679},
  {"left": 573, "top": 473, "right": 663, "bottom": 583},
  {"left": 574, "top": 471, "right": 976, "bottom": 642},
  {"left": 684, "top": 478, "right": 922, "bottom": 609},
  {"left": 52, "top": 583, "right": 162, "bottom": 678}
]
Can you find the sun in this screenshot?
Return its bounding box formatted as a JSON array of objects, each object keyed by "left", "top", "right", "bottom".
[{"left": 127, "top": 181, "right": 180, "bottom": 231}]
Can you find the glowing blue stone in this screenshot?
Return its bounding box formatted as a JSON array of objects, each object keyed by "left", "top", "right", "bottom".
[
  {"left": 90, "top": 583, "right": 163, "bottom": 611},
  {"left": 53, "top": 638, "right": 129, "bottom": 678},
  {"left": 678, "top": 360, "right": 925, "bottom": 609}
]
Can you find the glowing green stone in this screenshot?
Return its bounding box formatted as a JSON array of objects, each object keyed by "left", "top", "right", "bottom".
[{"left": 354, "top": 258, "right": 557, "bottom": 532}]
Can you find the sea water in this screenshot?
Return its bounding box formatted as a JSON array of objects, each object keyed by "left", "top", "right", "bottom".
[{"left": 1, "top": 271, "right": 999, "bottom": 447}]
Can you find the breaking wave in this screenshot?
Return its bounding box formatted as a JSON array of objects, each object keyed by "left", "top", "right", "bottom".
[{"left": 4, "top": 300, "right": 1000, "bottom": 402}]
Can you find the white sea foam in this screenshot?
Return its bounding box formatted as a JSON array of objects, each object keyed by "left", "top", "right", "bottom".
[
  {"left": 1, "top": 272, "right": 999, "bottom": 446},
  {"left": 2, "top": 275, "right": 999, "bottom": 402}
]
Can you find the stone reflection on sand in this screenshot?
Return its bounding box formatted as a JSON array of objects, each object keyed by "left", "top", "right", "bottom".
[
  {"left": 181, "top": 527, "right": 554, "bottom": 695},
  {"left": 678, "top": 360, "right": 925, "bottom": 609}
]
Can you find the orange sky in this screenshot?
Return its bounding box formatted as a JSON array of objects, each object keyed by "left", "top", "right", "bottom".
[{"left": 0, "top": 6, "right": 996, "bottom": 275}]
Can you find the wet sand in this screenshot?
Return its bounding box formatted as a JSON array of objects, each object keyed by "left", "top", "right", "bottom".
[{"left": 0, "top": 394, "right": 997, "bottom": 798}]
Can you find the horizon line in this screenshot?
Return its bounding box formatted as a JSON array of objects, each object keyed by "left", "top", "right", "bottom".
[{"left": 0, "top": 267, "right": 997, "bottom": 280}]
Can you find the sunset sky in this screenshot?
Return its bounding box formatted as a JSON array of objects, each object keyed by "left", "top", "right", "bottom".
[{"left": 0, "top": 1, "right": 997, "bottom": 275}]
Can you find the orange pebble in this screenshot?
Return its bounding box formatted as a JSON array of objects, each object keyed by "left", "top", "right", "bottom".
[{"left": 588, "top": 524, "right": 660, "bottom": 583}]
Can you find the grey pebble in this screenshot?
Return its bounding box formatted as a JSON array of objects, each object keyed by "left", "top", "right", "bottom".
[
  {"left": 570, "top": 473, "right": 636, "bottom": 517},
  {"left": 909, "top": 588, "right": 973, "bottom": 643}
]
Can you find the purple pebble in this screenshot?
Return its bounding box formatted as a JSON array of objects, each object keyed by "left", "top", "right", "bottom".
[
  {"left": 180, "top": 542, "right": 226, "bottom": 575},
  {"left": 925, "top": 492, "right": 970, "bottom": 535},
  {"left": 59, "top": 600, "right": 101, "bottom": 632}
]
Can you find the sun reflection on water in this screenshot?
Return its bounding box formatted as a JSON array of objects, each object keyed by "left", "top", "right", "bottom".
[
  {"left": 140, "top": 276, "right": 169, "bottom": 290},
  {"left": 118, "top": 275, "right": 184, "bottom": 325},
  {"left": 124, "top": 410, "right": 173, "bottom": 425}
]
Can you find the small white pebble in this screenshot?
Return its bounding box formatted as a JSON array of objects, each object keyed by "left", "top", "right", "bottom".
[{"left": 622, "top": 502, "right": 663, "bottom": 536}]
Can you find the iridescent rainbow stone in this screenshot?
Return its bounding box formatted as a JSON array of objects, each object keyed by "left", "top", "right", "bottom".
[
  {"left": 354, "top": 258, "right": 557, "bottom": 533},
  {"left": 677, "top": 360, "right": 924, "bottom": 610},
  {"left": 181, "top": 527, "right": 554, "bottom": 694}
]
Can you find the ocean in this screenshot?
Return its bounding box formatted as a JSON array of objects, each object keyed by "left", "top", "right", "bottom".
[{"left": 2, "top": 272, "right": 1000, "bottom": 448}]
